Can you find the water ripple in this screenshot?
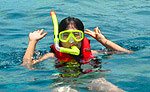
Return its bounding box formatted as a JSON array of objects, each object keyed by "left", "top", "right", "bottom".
[
  {"left": 1, "top": 34, "right": 27, "bottom": 40},
  {"left": 5, "top": 12, "right": 28, "bottom": 19},
  {"left": 116, "top": 37, "right": 149, "bottom": 51},
  {"left": 34, "top": 13, "right": 49, "bottom": 18},
  {"left": 0, "top": 45, "right": 24, "bottom": 69},
  {"left": 0, "top": 22, "right": 10, "bottom": 26},
  {"left": 134, "top": 10, "right": 150, "bottom": 15},
  {"left": 36, "top": 6, "right": 54, "bottom": 10},
  {"left": 1, "top": 28, "right": 22, "bottom": 32}
]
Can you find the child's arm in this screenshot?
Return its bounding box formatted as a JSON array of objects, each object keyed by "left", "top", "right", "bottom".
[
  {"left": 85, "top": 27, "right": 133, "bottom": 53},
  {"left": 31, "top": 52, "right": 55, "bottom": 64},
  {"left": 22, "top": 29, "right": 54, "bottom": 67}
]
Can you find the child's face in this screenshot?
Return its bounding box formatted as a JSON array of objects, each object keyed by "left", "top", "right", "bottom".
[
  {"left": 61, "top": 40, "right": 82, "bottom": 48},
  {"left": 60, "top": 28, "right": 83, "bottom": 49}
]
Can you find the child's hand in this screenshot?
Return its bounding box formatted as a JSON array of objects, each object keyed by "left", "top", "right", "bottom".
[
  {"left": 29, "top": 29, "right": 47, "bottom": 42},
  {"left": 85, "top": 27, "right": 106, "bottom": 41}
]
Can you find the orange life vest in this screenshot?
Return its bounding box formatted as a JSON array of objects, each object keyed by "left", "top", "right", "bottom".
[{"left": 50, "top": 37, "right": 94, "bottom": 63}]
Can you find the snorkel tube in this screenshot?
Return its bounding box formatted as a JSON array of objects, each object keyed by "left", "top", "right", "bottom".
[{"left": 50, "top": 11, "right": 80, "bottom": 55}]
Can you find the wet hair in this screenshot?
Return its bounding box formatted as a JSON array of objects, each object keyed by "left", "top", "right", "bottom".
[{"left": 59, "top": 17, "right": 84, "bottom": 32}]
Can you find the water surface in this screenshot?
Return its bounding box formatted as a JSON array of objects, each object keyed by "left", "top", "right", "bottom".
[{"left": 0, "top": 0, "right": 150, "bottom": 92}]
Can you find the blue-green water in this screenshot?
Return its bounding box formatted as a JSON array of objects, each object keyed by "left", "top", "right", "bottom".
[{"left": 0, "top": 0, "right": 150, "bottom": 92}]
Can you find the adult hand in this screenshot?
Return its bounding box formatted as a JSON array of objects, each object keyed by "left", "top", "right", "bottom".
[
  {"left": 84, "top": 27, "right": 106, "bottom": 41},
  {"left": 29, "top": 29, "right": 47, "bottom": 42}
]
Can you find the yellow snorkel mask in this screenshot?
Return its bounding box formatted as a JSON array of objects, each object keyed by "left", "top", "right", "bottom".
[
  {"left": 59, "top": 30, "right": 84, "bottom": 43},
  {"left": 50, "top": 11, "right": 81, "bottom": 55}
]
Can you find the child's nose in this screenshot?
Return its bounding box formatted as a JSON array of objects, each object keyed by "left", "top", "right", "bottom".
[{"left": 69, "top": 37, "right": 75, "bottom": 43}]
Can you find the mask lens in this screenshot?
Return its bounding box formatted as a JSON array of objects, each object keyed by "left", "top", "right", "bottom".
[
  {"left": 73, "top": 32, "right": 83, "bottom": 40},
  {"left": 61, "top": 32, "right": 70, "bottom": 40}
]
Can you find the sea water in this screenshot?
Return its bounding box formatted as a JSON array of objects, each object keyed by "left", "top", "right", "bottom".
[{"left": 0, "top": 0, "right": 150, "bottom": 92}]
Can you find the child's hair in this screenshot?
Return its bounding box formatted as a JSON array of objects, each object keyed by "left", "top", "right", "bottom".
[{"left": 59, "top": 17, "right": 84, "bottom": 32}]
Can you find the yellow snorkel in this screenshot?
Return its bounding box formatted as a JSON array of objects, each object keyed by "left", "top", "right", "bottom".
[{"left": 50, "top": 11, "right": 80, "bottom": 55}]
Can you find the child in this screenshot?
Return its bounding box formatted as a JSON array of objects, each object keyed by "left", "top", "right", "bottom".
[
  {"left": 22, "top": 17, "right": 132, "bottom": 67},
  {"left": 22, "top": 15, "right": 132, "bottom": 91}
]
